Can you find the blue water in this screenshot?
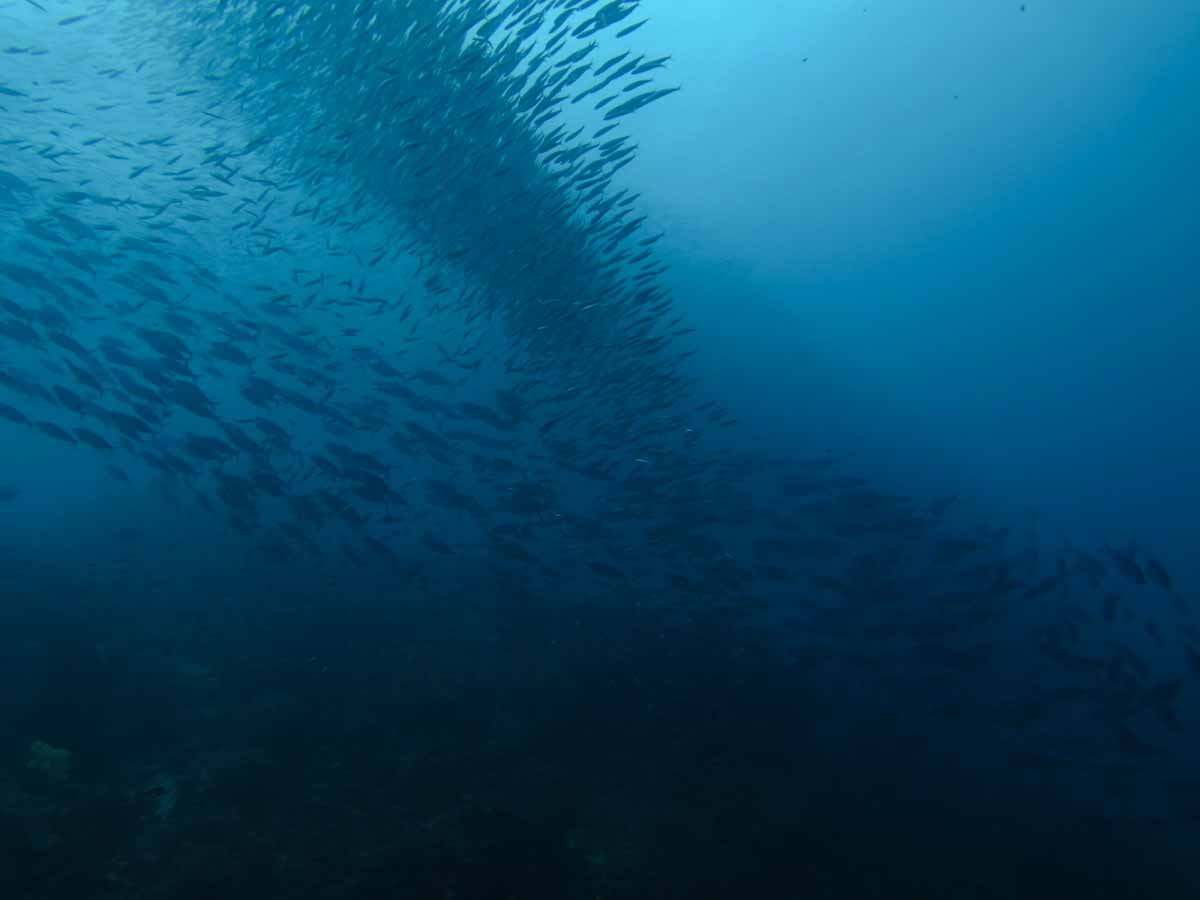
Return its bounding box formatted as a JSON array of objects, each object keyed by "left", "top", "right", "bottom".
[{"left": 1, "top": 1, "right": 1198, "bottom": 896}]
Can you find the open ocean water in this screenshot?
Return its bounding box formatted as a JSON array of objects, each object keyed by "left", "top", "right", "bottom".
[{"left": 1, "top": 1, "right": 1199, "bottom": 897}]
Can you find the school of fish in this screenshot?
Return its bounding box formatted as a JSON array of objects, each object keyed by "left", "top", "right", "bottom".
[{"left": 1, "top": 0, "right": 1198, "bottom": 828}]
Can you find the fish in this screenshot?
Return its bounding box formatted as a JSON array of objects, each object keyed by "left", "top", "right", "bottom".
[
  {"left": 590, "top": 561, "right": 626, "bottom": 580},
  {"left": 73, "top": 428, "right": 114, "bottom": 451},
  {"left": 1186, "top": 645, "right": 1200, "bottom": 679},
  {"left": 0, "top": 402, "right": 31, "bottom": 426},
  {"left": 934, "top": 538, "right": 981, "bottom": 565},
  {"left": 602, "top": 86, "right": 680, "bottom": 121},
  {"left": 1103, "top": 592, "right": 1118, "bottom": 623},
  {"left": 423, "top": 533, "right": 454, "bottom": 555},
  {"left": 1022, "top": 574, "right": 1062, "bottom": 600},
  {"left": 1104, "top": 541, "right": 1146, "bottom": 585},
  {"left": 33, "top": 421, "right": 76, "bottom": 444},
  {"left": 1142, "top": 553, "right": 1174, "bottom": 592},
  {"left": 106, "top": 464, "right": 132, "bottom": 483},
  {"left": 1109, "top": 721, "right": 1156, "bottom": 758}
]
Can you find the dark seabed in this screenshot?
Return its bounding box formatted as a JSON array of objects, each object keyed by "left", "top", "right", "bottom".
[{"left": 1, "top": 1, "right": 1199, "bottom": 898}]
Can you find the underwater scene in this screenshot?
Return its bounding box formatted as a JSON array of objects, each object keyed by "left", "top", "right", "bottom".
[{"left": 2, "top": 0, "right": 1199, "bottom": 897}]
